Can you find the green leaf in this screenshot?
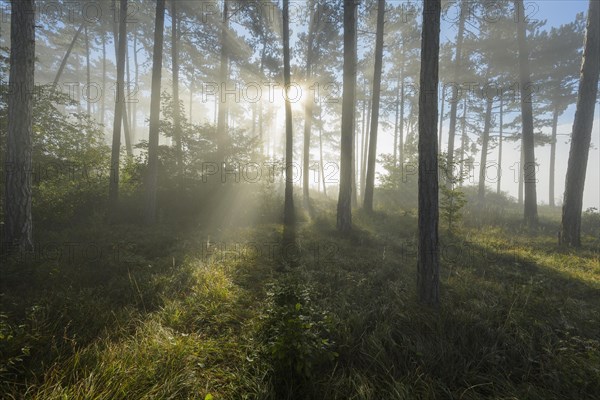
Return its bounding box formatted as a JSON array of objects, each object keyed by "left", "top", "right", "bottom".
[{"left": 204, "top": 394, "right": 214, "bottom": 400}]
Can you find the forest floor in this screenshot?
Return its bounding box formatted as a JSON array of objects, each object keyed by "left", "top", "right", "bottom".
[{"left": 1, "top": 204, "right": 599, "bottom": 399}]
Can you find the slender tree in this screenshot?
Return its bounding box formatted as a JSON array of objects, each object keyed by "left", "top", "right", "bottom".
[
  {"left": 417, "top": 0, "right": 441, "bottom": 305},
  {"left": 216, "top": 0, "right": 229, "bottom": 156},
  {"left": 283, "top": 0, "right": 295, "bottom": 227},
  {"left": 171, "top": 0, "right": 183, "bottom": 180},
  {"left": 108, "top": 0, "right": 128, "bottom": 221},
  {"left": 303, "top": 0, "right": 318, "bottom": 210},
  {"left": 4, "top": 0, "right": 35, "bottom": 252},
  {"left": 561, "top": 0, "right": 600, "bottom": 247},
  {"left": 52, "top": 23, "right": 85, "bottom": 89},
  {"left": 337, "top": 0, "right": 358, "bottom": 232},
  {"left": 515, "top": 0, "right": 538, "bottom": 226},
  {"left": 445, "top": 0, "right": 466, "bottom": 178},
  {"left": 143, "top": 0, "right": 166, "bottom": 225},
  {"left": 363, "top": 0, "right": 386, "bottom": 212}
]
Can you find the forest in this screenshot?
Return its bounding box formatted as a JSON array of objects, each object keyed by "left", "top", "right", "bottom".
[{"left": 0, "top": 0, "right": 599, "bottom": 399}]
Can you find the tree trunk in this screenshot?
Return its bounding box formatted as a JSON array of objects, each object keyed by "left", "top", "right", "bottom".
[
  {"left": 458, "top": 96, "right": 467, "bottom": 185},
  {"left": 283, "top": 0, "right": 295, "bottom": 227},
  {"left": 549, "top": 106, "right": 559, "bottom": 207},
  {"left": 561, "top": 0, "right": 600, "bottom": 247},
  {"left": 217, "top": 0, "right": 229, "bottom": 156},
  {"left": 478, "top": 98, "right": 494, "bottom": 203},
  {"left": 438, "top": 84, "right": 445, "bottom": 153},
  {"left": 516, "top": 0, "right": 538, "bottom": 226},
  {"left": 52, "top": 22, "right": 85, "bottom": 89},
  {"left": 518, "top": 145, "right": 524, "bottom": 205},
  {"left": 85, "top": 25, "right": 91, "bottom": 117},
  {"left": 363, "top": 0, "right": 385, "bottom": 212},
  {"left": 319, "top": 102, "right": 327, "bottom": 198},
  {"left": 171, "top": 0, "right": 183, "bottom": 180},
  {"left": 360, "top": 93, "right": 371, "bottom": 200},
  {"left": 303, "top": 0, "right": 317, "bottom": 209},
  {"left": 393, "top": 77, "right": 400, "bottom": 166},
  {"left": 4, "top": 0, "right": 35, "bottom": 252},
  {"left": 144, "top": 0, "right": 166, "bottom": 225},
  {"left": 417, "top": 0, "right": 441, "bottom": 306},
  {"left": 399, "top": 79, "right": 405, "bottom": 168},
  {"left": 445, "top": 0, "right": 466, "bottom": 179},
  {"left": 497, "top": 94, "right": 503, "bottom": 194},
  {"left": 112, "top": 0, "right": 132, "bottom": 156},
  {"left": 101, "top": 30, "right": 107, "bottom": 127},
  {"left": 133, "top": 31, "right": 139, "bottom": 141},
  {"left": 337, "top": 0, "right": 357, "bottom": 233},
  {"left": 108, "top": 0, "right": 128, "bottom": 220}
]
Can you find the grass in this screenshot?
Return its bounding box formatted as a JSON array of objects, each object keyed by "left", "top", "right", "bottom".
[{"left": 1, "top": 204, "right": 599, "bottom": 399}]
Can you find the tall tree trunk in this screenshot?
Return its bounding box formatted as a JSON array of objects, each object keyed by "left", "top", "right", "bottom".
[
  {"left": 518, "top": 145, "right": 524, "bottom": 205},
  {"left": 363, "top": 0, "right": 385, "bottom": 212},
  {"left": 549, "top": 106, "right": 559, "bottom": 207},
  {"left": 393, "top": 77, "right": 400, "bottom": 166},
  {"left": 85, "top": 25, "right": 91, "bottom": 117},
  {"left": 4, "top": 0, "right": 35, "bottom": 252},
  {"left": 478, "top": 98, "right": 494, "bottom": 203},
  {"left": 303, "top": 0, "right": 317, "bottom": 209},
  {"left": 337, "top": 0, "right": 357, "bottom": 233},
  {"left": 283, "top": 0, "right": 295, "bottom": 227},
  {"left": 144, "top": 0, "right": 166, "bottom": 225},
  {"left": 319, "top": 102, "right": 327, "bottom": 198},
  {"left": 497, "top": 94, "right": 503, "bottom": 194},
  {"left": 133, "top": 31, "right": 139, "bottom": 141},
  {"left": 399, "top": 79, "right": 405, "bottom": 168},
  {"left": 108, "top": 0, "right": 128, "bottom": 220},
  {"left": 217, "top": 0, "right": 229, "bottom": 156},
  {"left": 438, "top": 84, "right": 445, "bottom": 152},
  {"left": 417, "top": 0, "right": 441, "bottom": 306},
  {"left": 360, "top": 93, "right": 371, "bottom": 200},
  {"left": 171, "top": 0, "right": 183, "bottom": 180},
  {"left": 515, "top": 0, "right": 538, "bottom": 226},
  {"left": 561, "top": 0, "right": 600, "bottom": 247},
  {"left": 359, "top": 96, "right": 366, "bottom": 197},
  {"left": 126, "top": 32, "right": 132, "bottom": 141},
  {"left": 189, "top": 71, "right": 194, "bottom": 125},
  {"left": 112, "top": 0, "right": 132, "bottom": 156},
  {"left": 52, "top": 22, "right": 85, "bottom": 89},
  {"left": 445, "top": 0, "right": 466, "bottom": 179},
  {"left": 458, "top": 96, "right": 467, "bottom": 186},
  {"left": 101, "top": 30, "right": 107, "bottom": 127}
]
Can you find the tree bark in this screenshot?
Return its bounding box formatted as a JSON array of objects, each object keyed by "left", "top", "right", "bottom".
[
  {"left": 337, "top": 0, "right": 357, "bottom": 233},
  {"left": 497, "top": 94, "right": 503, "bottom": 194},
  {"left": 111, "top": 0, "right": 132, "bottom": 156},
  {"left": 438, "top": 84, "right": 445, "bottom": 153},
  {"left": 445, "top": 0, "right": 466, "bottom": 178},
  {"left": 283, "top": 0, "right": 295, "bottom": 227},
  {"left": 477, "top": 98, "right": 494, "bottom": 203},
  {"left": 108, "top": 0, "right": 128, "bottom": 220},
  {"left": 363, "top": 0, "right": 385, "bottom": 212},
  {"left": 144, "top": 0, "right": 165, "bottom": 225},
  {"left": 85, "top": 25, "right": 91, "bottom": 117},
  {"left": 417, "top": 0, "right": 441, "bottom": 306},
  {"left": 549, "top": 106, "right": 559, "bottom": 207},
  {"left": 319, "top": 102, "right": 327, "bottom": 198},
  {"left": 515, "top": 0, "right": 538, "bottom": 226},
  {"left": 458, "top": 96, "right": 467, "bottom": 185},
  {"left": 561, "top": 0, "right": 600, "bottom": 247},
  {"left": 171, "top": 0, "right": 183, "bottom": 180},
  {"left": 303, "top": 0, "right": 317, "bottom": 209},
  {"left": 216, "top": 0, "right": 229, "bottom": 156},
  {"left": 4, "top": 0, "right": 35, "bottom": 252},
  {"left": 101, "top": 30, "right": 107, "bottom": 127}
]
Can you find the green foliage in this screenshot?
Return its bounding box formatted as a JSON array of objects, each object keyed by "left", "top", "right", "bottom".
[
  {"left": 262, "top": 281, "right": 337, "bottom": 395},
  {"left": 581, "top": 207, "right": 600, "bottom": 238},
  {"left": 438, "top": 153, "right": 468, "bottom": 233}
]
